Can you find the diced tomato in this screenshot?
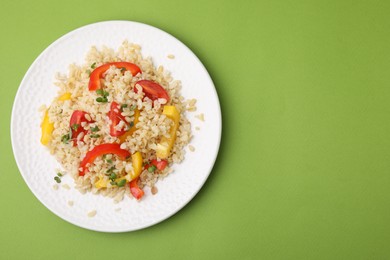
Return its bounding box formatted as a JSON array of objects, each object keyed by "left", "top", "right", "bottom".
[
  {"left": 79, "top": 143, "right": 131, "bottom": 176},
  {"left": 70, "top": 110, "right": 93, "bottom": 146},
  {"left": 108, "top": 102, "right": 128, "bottom": 137},
  {"left": 134, "top": 80, "right": 170, "bottom": 102},
  {"left": 129, "top": 178, "right": 144, "bottom": 200},
  {"left": 88, "top": 62, "right": 141, "bottom": 91}
]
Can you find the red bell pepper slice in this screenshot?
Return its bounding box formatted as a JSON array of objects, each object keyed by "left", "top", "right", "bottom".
[
  {"left": 134, "top": 80, "right": 170, "bottom": 102},
  {"left": 88, "top": 62, "right": 142, "bottom": 91},
  {"left": 79, "top": 143, "right": 131, "bottom": 176},
  {"left": 151, "top": 159, "right": 168, "bottom": 171},
  {"left": 108, "top": 101, "right": 127, "bottom": 137},
  {"left": 129, "top": 178, "right": 144, "bottom": 200},
  {"left": 144, "top": 159, "right": 168, "bottom": 172},
  {"left": 70, "top": 110, "right": 93, "bottom": 146}
]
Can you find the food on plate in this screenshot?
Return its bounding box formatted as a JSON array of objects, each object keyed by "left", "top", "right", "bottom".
[{"left": 40, "top": 41, "right": 192, "bottom": 201}]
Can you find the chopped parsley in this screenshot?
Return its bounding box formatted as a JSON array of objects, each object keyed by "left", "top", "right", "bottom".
[
  {"left": 110, "top": 178, "right": 126, "bottom": 187},
  {"left": 90, "top": 126, "right": 99, "bottom": 132},
  {"left": 96, "top": 97, "right": 107, "bottom": 103},
  {"left": 54, "top": 176, "right": 61, "bottom": 183},
  {"left": 109, "top": 172, "right": 117, "bottom": 181},
  {"left": 96, "top": 89, "right": 109, "bottom": 103},
  {"left": 91, "top": 62, "right": 96, "bottom": 69},
  {"left": 117, "top": 179, "right": 126, "bottom": 187},
  {"left": 71, "top": 124, "right": 80, "bottom": 131},
  {"left": 61, "top": 134, "right": 70, "bottom": 144},
  {"left": 106, "top": 166, "right": 116, "bottom": 175},
  {"left": 120, "top": 104, "right": 128, "bottom": 111},
  {"left": 148, "top": 165, "right": 157, "bottom": 173},
  {"left": 90, "top": 134, "right": 100, "bottom": 138}
]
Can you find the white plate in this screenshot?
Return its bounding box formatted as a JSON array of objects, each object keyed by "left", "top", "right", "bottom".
[{"left": 11, "top": 21, "right": 221, "bottom": 232}]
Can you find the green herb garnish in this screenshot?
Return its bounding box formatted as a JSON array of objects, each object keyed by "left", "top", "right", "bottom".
[
  {"left": 106, "top": 166, "right": 116, "bottom": 175},
  {"left": 91, "top": 126, "right": 99, "bottom": 132},
  {"left": 90, "top": 134, "right": 100, "bottom": 138},
  {"left": 96, "top": 97, "right": 108, "bottom": 103},
  {"left": 120, "top": 67, "right": 126, "bottom": 72},
  {"left": 96, "top": 89, "right": 109, "bottom": 103},
  {"left": 61, "top": 134, "right": 70, "bottom": 144},
  {"left": 148, "top": 165, "right": 157, "bottom": 173},
  {"left": 117, "top": 179, "right": 126, "bottom": 187},
  {"left": 71, "top": 124, "right": 80, "bottom": 131},
  {"left": 109, "top": 172, "right": 117, "bottom": 181},
  {"left": 106, "top": 159, "right": 113, "bottom": 164},
  {"left": 91, "top": 62, "right": 96, "bottom": 69},
  {"left": 54, "top": 176, "right": 61, "bottom": 183},
  {"left": 57, "top": 172, "right": 63, "bottom": 177}
]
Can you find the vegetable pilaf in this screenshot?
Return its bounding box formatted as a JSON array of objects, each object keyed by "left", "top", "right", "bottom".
[{"left": 40, "top": 40, "right": 192, "bottom": 202}]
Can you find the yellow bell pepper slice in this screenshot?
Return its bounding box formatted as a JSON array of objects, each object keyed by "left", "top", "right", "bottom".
[
  {"left": 119, "top": 109, "right": 140, "bottom": 143},
  {"left": 40, "top": 93, "right": 70, "bottom": 146},
  {"left": 156, "top": 105, "right": 180, "bottom": 159},
  {"left": 58, "top": 92, "right": 71, "bottom": 101},
  {"left": 94, "top": 151, "right": 143, "bottom": 189},
  {"left": 40, "top": 109, "right": 54, "bottom": 145},
  {"left": 130, "top": 151, "right": 143, "bottom": 180},
  {"left": 95, "top": 174, "right": 108, "bottom": 189},
  {"left": 95, "top": 173, "right": 128, "bottom": 189}
]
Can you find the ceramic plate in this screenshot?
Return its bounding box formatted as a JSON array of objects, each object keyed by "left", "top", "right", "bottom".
[{"left": 11, "top": 21, "right": 221, "bottom": 232}]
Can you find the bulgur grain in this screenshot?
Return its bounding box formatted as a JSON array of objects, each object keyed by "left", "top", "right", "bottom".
[
  {"left": 62, "top": 184, "right": 71, "bottom": 190},
  {"left": 195, "top": 113, "right": 205, "bottom": 121},
  {"left": 87, "top": 210, "right": 97, "bottom": 217}
]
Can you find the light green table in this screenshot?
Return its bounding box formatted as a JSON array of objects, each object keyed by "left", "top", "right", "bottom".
[{"left": 1, "top": 1, "right": 390, "bottom": 259}]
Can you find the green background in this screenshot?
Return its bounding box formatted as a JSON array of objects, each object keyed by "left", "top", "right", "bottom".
[{"left": 1, "top": 0, "right": 390, "bottom": 259}]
